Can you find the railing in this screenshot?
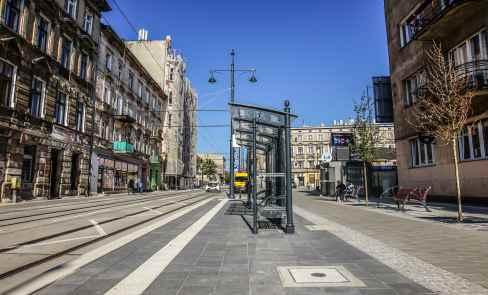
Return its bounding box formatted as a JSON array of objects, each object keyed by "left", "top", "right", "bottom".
[
  {"left": 411, "top": 0, "right": 473, "bottom": 39},
  {"left": 455, "top": 59, "right": 488, "bottom": 90},
  {"left": 113, "top": 141, "right": 134, "bottom": 153}
]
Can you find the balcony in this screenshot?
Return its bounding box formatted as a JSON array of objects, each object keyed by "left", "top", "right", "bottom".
[
  {"left": 113, "top": 141, "right": 134, "bottom": 153},
  {"left": 411, "top": 0, "right": 485, "bottom": 41},
  {"left": 113, "top": 110, "right": 136, "bottom": 123},
  {"left": 456, "top": 60, "right": 488, "bottom": 91}
]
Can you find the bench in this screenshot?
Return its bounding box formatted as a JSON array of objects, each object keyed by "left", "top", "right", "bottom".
[{"left": 393, "top": 186, "right": 431, "bottom": 212}]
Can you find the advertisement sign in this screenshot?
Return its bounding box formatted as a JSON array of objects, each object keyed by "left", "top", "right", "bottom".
[{"left": 331, "top": 133, "right": 353, "bottom": 147}]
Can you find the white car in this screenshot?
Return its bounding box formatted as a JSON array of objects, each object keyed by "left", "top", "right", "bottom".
[{"left": 205, "top": 182, "right": 221, "bottom": 192}]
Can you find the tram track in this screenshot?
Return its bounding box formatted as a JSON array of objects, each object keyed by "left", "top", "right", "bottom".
[
  {"left": 0, "top": 191, "right": 198, "bottom": 228},
  {"left": 0, "top": 192, "right": 216, "bottom": 281}
]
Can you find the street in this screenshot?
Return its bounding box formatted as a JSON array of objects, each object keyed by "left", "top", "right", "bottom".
[{"left": 0, "top": 191, "right": 486, "bottom": 294}]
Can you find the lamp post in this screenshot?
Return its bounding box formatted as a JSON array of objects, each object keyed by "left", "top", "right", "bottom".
[{"left": 208, "top": 49, "right": 257, "bottom": 199}]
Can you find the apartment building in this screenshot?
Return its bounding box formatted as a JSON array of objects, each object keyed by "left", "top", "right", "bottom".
[
  {"left": 89, "top": 25, "right": 166, "bottom": 194},
  {"left": 0, "top": 0, "right": 110, "bottom": 201},
  {"left": 385, "top": 0, "right": 488, "bottom": 199},
  {"left": 126, "top": 34, "right": 197, "bottom": 190}
]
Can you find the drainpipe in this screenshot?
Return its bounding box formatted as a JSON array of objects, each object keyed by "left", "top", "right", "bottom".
[{"left": 87, "top": 49, "right": 99, "bottom": 197}]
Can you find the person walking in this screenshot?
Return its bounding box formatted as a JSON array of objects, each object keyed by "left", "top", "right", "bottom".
[{"left": 335, "top": 181, "right": 346, "bottom": 204}]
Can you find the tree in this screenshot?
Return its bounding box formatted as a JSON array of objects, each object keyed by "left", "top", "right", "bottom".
[
  {"left": 197, "top": 158, "right": 218, "bottom": 183},
  {"left": 352, "top": 93, "right": 379, "bottom": 207},
  {"left": 409, "top": 42, "right": 474, "bottom": 222}
]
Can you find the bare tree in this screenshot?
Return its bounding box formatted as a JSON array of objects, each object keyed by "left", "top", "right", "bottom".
[
  {"left": 409, "top": 42, "right": 474, "bottom": 222},
  {"left": 352, "top": 93, "right": 379, "bottom": 207}
]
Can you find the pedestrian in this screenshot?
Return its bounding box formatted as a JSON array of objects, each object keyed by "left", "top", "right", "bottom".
[
  {"left": 335, "top": 181, "right": 346, "bottom": 204},
  {"left": 128, "top": 179, "right": 135, "bottom": 194}
]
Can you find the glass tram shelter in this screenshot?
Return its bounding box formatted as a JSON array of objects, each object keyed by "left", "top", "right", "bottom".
[{"left": 229, "top": 101, "right": 297, "bottom": 234}]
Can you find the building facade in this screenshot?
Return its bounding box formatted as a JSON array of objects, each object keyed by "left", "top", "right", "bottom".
[
  {"left": 89, "top": 25, "right": 166, "bottom": 194},
  {"left": 126, "top": 34, "right": 197, "bottom": 190},
  {"left": 385, "top": 0, "right": 488, "bottom": 199},
  {"left": 292, "top": 122, "right": 395, "bottom": 189},
  {"left": 0, "top": 0, "right": 110, "bottom": 201}
]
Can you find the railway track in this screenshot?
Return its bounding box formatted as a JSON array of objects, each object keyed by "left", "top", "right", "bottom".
[
  {"left": 0, "top": 190, "right": 198, "bottom": 226},
  {"left": 0, "top": 191, "right": 215, "bottom": 281}
]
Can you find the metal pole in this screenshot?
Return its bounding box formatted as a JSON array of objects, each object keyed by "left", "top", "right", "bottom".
[
  {"left": 229, "top": 49, "right": 236, "bottom": 199},
  {"left": 252, "top": 116, "right": 258, "bottom": 234},
  {"left": 284, "top": 100, "right": 295, "bottom": 234}
]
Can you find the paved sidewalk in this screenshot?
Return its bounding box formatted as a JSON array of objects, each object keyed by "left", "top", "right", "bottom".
[
  {"left": 295, "top": 191, "right": 488, "bottom": 289},
  {"left": 38, "top": 199, "right": 432, "bottom": 295}
]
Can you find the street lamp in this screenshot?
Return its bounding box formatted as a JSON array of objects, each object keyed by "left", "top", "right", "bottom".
[{"left": 208, "top": 49, "right": 258, "bottom": 199}]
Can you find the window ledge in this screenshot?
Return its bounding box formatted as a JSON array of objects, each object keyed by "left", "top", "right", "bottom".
[
  {"left": 459, "top": 157, "right": 488, "bottom": 163},
  {"left": 409, "top": 164, "right": 436, "bottom": 169}
]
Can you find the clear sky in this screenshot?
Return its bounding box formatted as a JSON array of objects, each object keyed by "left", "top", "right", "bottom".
[{"left": 104, "top": 0, "right": 390, "bottom": 157}]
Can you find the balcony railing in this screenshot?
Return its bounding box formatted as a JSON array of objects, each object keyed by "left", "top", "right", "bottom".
[
  {"left": 455, "top": 59, "right": 488, "bottom": 90},
  {"left": 113, "top": 141, "right": 134, "bottom": 153},
  {"left": 411, "top": 0, "right": 476, "bottom": 39},
  {"left": 113, "top": 109, "right": 136, "bottom": 123}
]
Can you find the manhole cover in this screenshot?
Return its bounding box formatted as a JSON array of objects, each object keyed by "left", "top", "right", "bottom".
[{"left": 277, "top": 266, "right": 366, "bottom": 288}]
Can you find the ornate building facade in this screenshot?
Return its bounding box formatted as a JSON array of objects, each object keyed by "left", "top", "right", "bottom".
[{"left": 0, "top": 0, "right": 110, "bottom": 201}]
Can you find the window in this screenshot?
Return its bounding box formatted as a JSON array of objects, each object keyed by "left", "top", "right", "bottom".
[
  {"left": 65, "top": 0, "right": 78, "bottom": 19},
  {"left": 128, "top": 71, "right": 134, "bottom": 89},
  {"left": 298, "top": 161, "right": 304, "bottom": 169},
  {"left": 83, "top": 12, "right": 93, "bottom": 35},
  {"left": 168, "top": 114, "right": 172, "bottom": 127},
  {"left": 0, "top": 59, "right": 16, "bottom": 108},
  {"left": 459, "top": 122, "right": 488, "bottom": 160},
  {"left": 138, "top": 80, "right": 143, "bottom": 97},
  {"left": 308, "top": 146, "right": 313, "bottom": 153},
  {"left": 410, "top": 138, "right": 435, "bottom": 167},
  {"left": 60, "top": 38, "right": 72, "bottom": 69},
  {"left": 118, "top": 60, "right": 123, "bottom": 80},
  {"left": 309, "top": 161, "right": 315, "bottom": 169},
  {"left": 70, "top": 153, "right": 80, "bottom": 191},
  {"left": 29, "top": 77, "right": 44, "bottom": 118},
  {"left": 400, "top": 13, "right": 420, "bottom": 48},
  {"left": 403, "top": 71, "right": 425, "bottom": 106},
  {"left": 105, "top": 52, "right": 112, "bottom": 71},
  {"left": 459, "top": 127, "right": 472, "bottom": 160},
  {"left": 4, "top": 0, "right": 21, "bottom": 32},
  {"left": 169, "top": 91, "right": 173, "bottom": 105},
  {"left": 54, "top": 91, "right": 67, "bottom": 125},
  {"left": 79, "top": 53, "right": 88, "bottom": 80},
  {"left": 75, "top": 98, "right": 84, "bottom": 132},
  {"left": 21, "top": 146, "right": 36, "bottom": 183},
  {"left": 169, "top": 68, "right": 174, "bottom": 81},
  {"left": 298, "top": 147, "right": 303, "bottom": 155},
  {"left": 36, "top": 16, "right": 49, "bottom": 52}
]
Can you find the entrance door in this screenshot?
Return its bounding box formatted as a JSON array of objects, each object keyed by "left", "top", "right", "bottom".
[
  {"left": 97, "top": 167, "right": 104, "bottom": 193},
  {"left": 49, "top": 149, "right": 60, "bottom": 199}
]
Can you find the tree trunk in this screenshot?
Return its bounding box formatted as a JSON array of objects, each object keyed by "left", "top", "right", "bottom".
[
  {"left": 363, "top": 161, "right": 369, "bottom": 207},
  {"left": 452, "top": 138, "right": 463, "bottom": 222}
]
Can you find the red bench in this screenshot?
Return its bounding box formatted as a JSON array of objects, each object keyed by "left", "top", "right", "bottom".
[{"left": 393, "top": 186, "right": 431, "bottom": 212}]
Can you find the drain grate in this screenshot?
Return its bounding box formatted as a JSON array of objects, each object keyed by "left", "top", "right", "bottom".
[{"left": 277, "top": 266, "right": 365, "bottom": 288}]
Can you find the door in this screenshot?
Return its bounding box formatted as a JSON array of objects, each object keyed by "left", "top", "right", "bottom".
[{"left": 49, "top": 149, "right": 60, "bottom": 199}]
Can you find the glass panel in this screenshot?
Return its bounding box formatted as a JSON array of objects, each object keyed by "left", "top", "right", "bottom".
[
  {"left": 419, "top": 141, "right": 426, "bottom": 165},
  {"left": 483, "top": 120, "right": 488, "bottom": 157},
  {"left": 0, "top": 60, "right": 14, "bottom": 107},
  {"left": 426, "top": 143, "right": 434, "bottom": 164},
  {"left": 37, "top": 17, "right": 49, "bottom": 52}
]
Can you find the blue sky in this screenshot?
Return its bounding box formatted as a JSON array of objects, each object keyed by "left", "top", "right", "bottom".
[{"left": 104, "top": 0, "right": 390, "bottom": 156}]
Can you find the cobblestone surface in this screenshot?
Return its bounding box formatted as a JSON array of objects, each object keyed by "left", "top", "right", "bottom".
[{"left": 295, "top": 192, "right": 488, "bottom": 292}]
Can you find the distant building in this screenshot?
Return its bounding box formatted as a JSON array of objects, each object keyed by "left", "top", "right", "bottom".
[
  {"left": 197, "top": 154, "right": 226, "bottom": 185},
  {"left": 384, "top": 0, "right": 488, "bottom": 199},
  {"left": 126, "top": 34, "right": 197, "bottom": 189},
  {"left": 291, "top": 121, "right": 396, "bottom": 194},
  {"left": 372, "top": 76, "right": 394, "bottom": 123}
]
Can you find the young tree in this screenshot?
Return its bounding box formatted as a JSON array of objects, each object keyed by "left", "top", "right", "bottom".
[
  {"left": 409, "top": 42, "right": 474, "bottom": 222},
  {"left": 352, "top": 93, "right": 379, "bottom": 207}
]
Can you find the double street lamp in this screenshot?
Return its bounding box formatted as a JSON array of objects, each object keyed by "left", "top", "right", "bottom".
[{"left": 208, "top": 49, "right": 257, "bottom": 199}]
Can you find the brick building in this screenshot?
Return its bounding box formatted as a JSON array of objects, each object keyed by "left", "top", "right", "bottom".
[{"left": 385, "top": 0, "right": 488, "bottom": 199}]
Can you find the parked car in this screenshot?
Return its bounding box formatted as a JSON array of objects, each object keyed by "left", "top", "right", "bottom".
[{"left": 205, "top": 182, "right": 221, "bottom": 192}]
